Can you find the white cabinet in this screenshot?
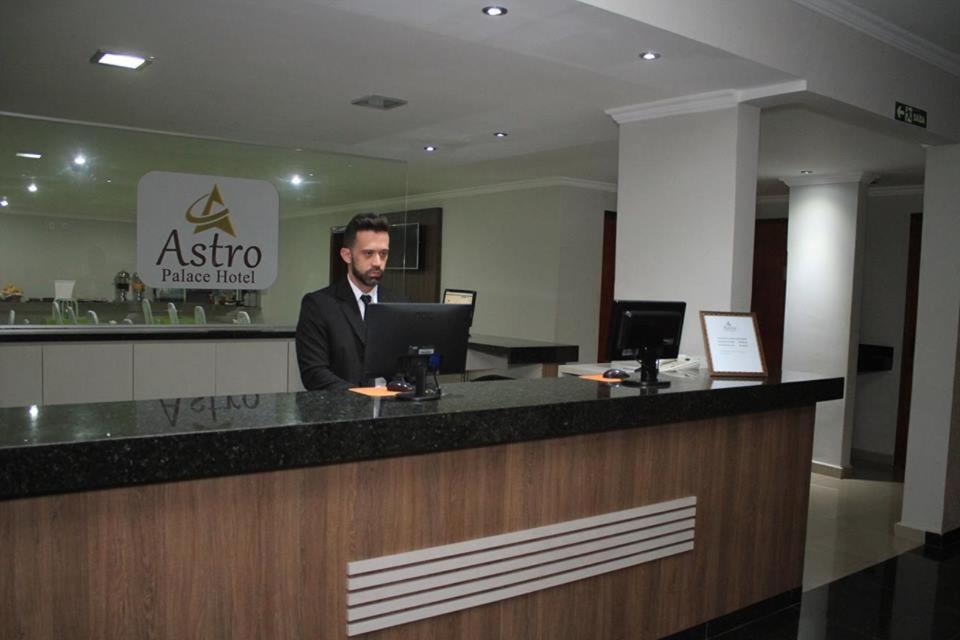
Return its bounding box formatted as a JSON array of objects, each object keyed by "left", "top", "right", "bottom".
[
  {"left": 42, "top": 343, "right": 133, "bottom": 405},
  {"left": 0, "top": 344, "right": 43, "bottom": 408},
  {"left": 215, "top": 340, "right": 289, "bottom": 396},
  {"left": 4, "top": 337, "right": 301, "bottom": 406},
  {"left": 134, "top": 342, "right": 216, "bottom": 400}
]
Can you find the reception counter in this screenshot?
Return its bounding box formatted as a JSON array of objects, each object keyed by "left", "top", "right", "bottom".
[{"left": 0, "top": 372, "right": 842, "bottom": 639}]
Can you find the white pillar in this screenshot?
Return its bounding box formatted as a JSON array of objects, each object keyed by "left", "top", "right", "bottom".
[
  {"left": 609, "top": 102, "right": 760, "bottom": 358},
  {"left": 780, "top": 173, "right": 873, "bottom": 475},
  {"left": 901, "top": 144, "right": 960, "bottom": 535}
]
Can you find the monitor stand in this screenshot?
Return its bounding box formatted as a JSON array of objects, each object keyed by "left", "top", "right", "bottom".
[
  {"left": 395, "top": 352, "right": 443, "bottom": 402},
  {"left": 621, "top": 355, "right": 670, "bottom": 388}
]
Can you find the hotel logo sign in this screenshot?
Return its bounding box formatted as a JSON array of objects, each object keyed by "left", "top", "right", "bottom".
[{"left": 137, "top": 172, "right": 278, "bottom": 289}]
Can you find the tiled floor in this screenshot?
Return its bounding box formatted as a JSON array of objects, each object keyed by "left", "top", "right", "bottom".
[
  {"left": 804, "top": 471, "right": 921, "bottom": 590},
  {"left": 709, "top": 471, "right": 959, "bottom": 639},
  {"left": 714, "top": 546, "right": 960, "bottom": 639}
]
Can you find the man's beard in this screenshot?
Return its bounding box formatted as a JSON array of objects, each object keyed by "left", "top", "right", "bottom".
[{"left": 350, "top": 262, "right": 383, "bottom": 288}]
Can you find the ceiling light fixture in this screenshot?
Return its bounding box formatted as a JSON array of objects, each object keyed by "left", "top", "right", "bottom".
[
  {"left": 27, "top": 183, "right": 38, "bottom": 193},
  {"left": 640, "top": 51, "right": 661, "bottom": 61},
  {"left": 482, "top": 5, "right": 507, "bottom": 16},
  {"left": 73, "top": 154, "right": 87, "bottom": 166},
  {"left": 90, "top": 49, "right": 152, "bottom": 70},
  {"left": 800, "top": 170, "right": 813, "bottom": 174},
  {"left": 16, "top": 152, "right": 42, "bottom": 159},
  {"left": 0, "top": 197, "right": 8, "bottom": 207},
  {"left": 493, "top": 131, "right": 508, "bottom": 138},
  {"left": 424, "top": 145, "right": 438, "bottom": 152},
  {"left": 290, "top": 174, "right": 303, "bottom": 185}
]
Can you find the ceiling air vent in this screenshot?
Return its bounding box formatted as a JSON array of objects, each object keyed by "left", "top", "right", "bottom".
[{"left": 351, "top": 94, "right": 408, "bottom": 110}]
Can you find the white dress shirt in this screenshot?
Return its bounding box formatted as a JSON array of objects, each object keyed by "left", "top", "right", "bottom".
[{"left": 347, "top": 277, "right": 379, "bottom": 320}]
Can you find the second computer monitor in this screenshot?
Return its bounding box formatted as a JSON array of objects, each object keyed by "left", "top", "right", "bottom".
[
  {"left": 442, "top": 288, "right": 476, "bottom": 324},
  {"left": 607, "top": 300, "right": 685, "bottom": 387}
]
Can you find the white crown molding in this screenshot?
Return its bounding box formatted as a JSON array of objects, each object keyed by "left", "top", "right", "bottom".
[
  {"left": 780, "top": 171, "right": 878, "bottom": 187},
  {"left": 867, "top": 184, "right": 924, "bottom": 197},
  {"left": 606, "top": 80, "right": 808, "bottom": 124},
  {"left": 792, "top": 0, "right": 960, "bottom": 77},
  {"left": 737, "top": 79, "right": 809, "bottom": 103},
  {"left": 606, "top": 90, "right": 738, "bottom": 124},
  {"left": 286, "top": 177, "right": 617, "bottom": 220}
]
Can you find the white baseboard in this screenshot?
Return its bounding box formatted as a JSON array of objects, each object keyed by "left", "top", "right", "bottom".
[{"left": 811, "top": 460, "right": 852, "bottom": 478}]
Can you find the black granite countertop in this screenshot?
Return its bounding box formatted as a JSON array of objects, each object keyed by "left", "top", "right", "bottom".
[
  {"left": 0, "top": 371, "right": 842, "bottom": 501},
  {"left": 467, "top": 334, "right": 579, "bottom": 364},
  {"left": 0, "top": 324, "right": 296, "bottom": 342}
]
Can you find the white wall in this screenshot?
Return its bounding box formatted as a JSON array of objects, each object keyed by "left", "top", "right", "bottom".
[
  {"left": 260, "top": 210, "right": 354, "bottom": 325},
  {"left": 781, "top": 179, "right": 867, "bottom": 470},
  {"left": 615, "top": 106, "right": 759, "bottom": 358},
  {"left": 440, "top": 186, "right": 613, "bottom": 363},
  {"left": 262, "top": 184, "right": 615, "bottom": 363},
  {"left": 902, "top": 144, "right": 960, "bottom": 534},
  {"left": 0, "top": 213, "right": 136, "bottom": 301},
  {"left": 852, "top": 192, "right": 924, "bottom": 457}
]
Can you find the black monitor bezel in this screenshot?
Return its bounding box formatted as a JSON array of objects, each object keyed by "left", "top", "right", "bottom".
[
  {"left": 363, "top": 302, "right": 472, "bottom": 380},
  {"left": 442, "top": 288, "right": 477, "bottom": 325},
  {"left": 606, "top": 300, "right": 686, "bottom": 363}
]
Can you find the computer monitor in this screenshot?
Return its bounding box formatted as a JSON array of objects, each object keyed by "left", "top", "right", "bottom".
[
  {"left": 442, "top": 288, "right": 477, "bottom": 325},
  {"left": 364, "top": 303, "right": 472, "bottom": 401},
  {"left": 607, "top": 300, "right": 686, "bottom": 388}
]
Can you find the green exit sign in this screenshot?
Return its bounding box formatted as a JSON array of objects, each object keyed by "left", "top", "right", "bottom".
[{"left": 895, "top": 102, "right": 927, "bottom": 128}]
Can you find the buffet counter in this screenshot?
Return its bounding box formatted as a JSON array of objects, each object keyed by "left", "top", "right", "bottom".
[{"left": 0, "top": 372, "right": 842, "bottom": 639}]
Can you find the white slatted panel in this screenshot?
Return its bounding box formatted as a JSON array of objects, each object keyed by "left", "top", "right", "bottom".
[{"left": 346, "top": 496, "right": 697, "bottom": 636}]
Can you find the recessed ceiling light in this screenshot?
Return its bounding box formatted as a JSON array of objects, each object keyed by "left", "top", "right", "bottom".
[
  {"left": 290, "top": 174, "right": 303, "bottom": 185},
  {"left": 482, "top": 5, "right": 507, "bottom": 16},
  {"left": 106, "top": 178, "right": 112, "bottom": 183},
  {"left": 27, "top": 183, "right": 38, "bottom": 193},
  {"left": 800, "top": 170, "right": 813, "bottom": 174},
  {"left": 16, "top": 152, "right": 42, "bottom": 159},
  {"left": 73, "top": 154, "right": 87, "bottom": 166},
  {"left": 0, "top": 197, "right": 8, "bottom": 207},
  {"left": 424, "top": 145, "right": 438, "bottom": 152},
  {"left": 640, "top": 51, "right": 661, "bottom": 61},
  {"left": 493, "top": 131, "right": 508, "bottom": 138},
  {"left": 90, "top": 49, "right": 152, "bottom": 70}
]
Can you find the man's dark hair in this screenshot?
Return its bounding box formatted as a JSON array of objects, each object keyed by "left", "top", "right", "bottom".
[{"left": 343, "top": 213, "right": 390, "bottom": 249}]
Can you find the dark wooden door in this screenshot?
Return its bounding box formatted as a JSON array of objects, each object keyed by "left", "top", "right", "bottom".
[
  {"left": 894, "top": 212, "right": 923, "bottom": 482},
  {"left": 751, "top": 219, "right": 788, "bottom": 373},
  {"left": 597, "top": 211, "right": 617, "bottom": 362}
]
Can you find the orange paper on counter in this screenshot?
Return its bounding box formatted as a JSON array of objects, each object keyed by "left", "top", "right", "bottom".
[
  {"left": 348, "top": 387, "right": 401, "bottom": 397},
  {"left": 580, "top": 374, "right": 620, "bottom": 383}
]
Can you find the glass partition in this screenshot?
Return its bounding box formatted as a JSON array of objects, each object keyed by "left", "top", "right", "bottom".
[{"left": 0, "top": 114, "right": 409, "bottom": 325}]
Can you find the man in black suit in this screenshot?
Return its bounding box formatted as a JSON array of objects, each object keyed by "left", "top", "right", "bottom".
[{"left": 295, "top": 213, "right": 399, "bottom": 390}]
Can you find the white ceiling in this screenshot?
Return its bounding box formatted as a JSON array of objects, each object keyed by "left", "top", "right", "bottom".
[
  {"left": 0, "top": 0, "right": 791, "bottom": 165},
  {"left": 0, "top": 0, "right": 947, "bottom": 217}
]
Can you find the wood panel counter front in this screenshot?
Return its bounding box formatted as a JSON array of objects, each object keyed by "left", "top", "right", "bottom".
[{"left": 0, "top": 373, "right": 842, "bottom": 640}]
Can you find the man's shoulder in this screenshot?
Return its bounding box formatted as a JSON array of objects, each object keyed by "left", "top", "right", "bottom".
[{"left": 303, "top": 280, "right": 347, "bottom": 304}]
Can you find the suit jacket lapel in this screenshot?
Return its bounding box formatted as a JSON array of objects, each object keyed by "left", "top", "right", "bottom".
[{"left": 334, "top": 278, "right": 366, "bottom": 345}]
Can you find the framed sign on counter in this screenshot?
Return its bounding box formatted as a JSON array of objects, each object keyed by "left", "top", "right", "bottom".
[{"left": 699, "top": 311, "right": 768, "bottom": 377}]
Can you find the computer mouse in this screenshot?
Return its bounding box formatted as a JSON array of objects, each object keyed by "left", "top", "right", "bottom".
[
  {"left": 602, "top": 368, "right": 631, "bottom": 380},
  {"left": 386, "top": 379, "right": 415, "bottom": 392}
]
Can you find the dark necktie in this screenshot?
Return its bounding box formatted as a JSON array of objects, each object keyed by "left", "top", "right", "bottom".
[{"left": 360, "top": 294, "right": 372, "bottom": 319}]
